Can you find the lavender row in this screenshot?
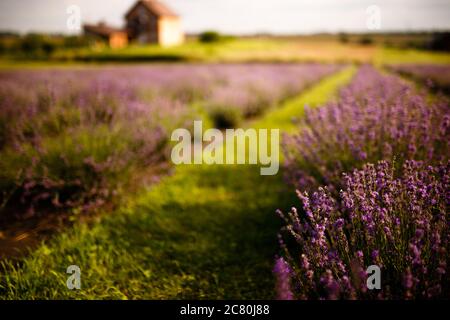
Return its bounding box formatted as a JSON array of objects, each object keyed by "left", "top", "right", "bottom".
[
  {"left": 388, "top": 64, "right": 450, "bottom": 94},
  {"left": 277, "top": 66, "right": 449, "bottom": 299},
  {"left": 0, "top": 63, "right": 339, "bottom": 218},
  {"left": 283, "top": 65, "right": 449, "bottom": 193},
  {"left": 276, "top": 160, "right": 448, "bottom": 299}
]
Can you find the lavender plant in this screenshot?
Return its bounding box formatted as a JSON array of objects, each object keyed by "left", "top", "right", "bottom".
[
  {"left": 283, "top": 66, "right": 449, "bottom": 193},
  {"left": 388, "top": 64, "right": 450, "bottom": 94},
  {"left": 207, "top": 64, "right": 341, "bottom": 121},
  {"left": 0, "top": 72, "right": 171, "bottom": 216},
  {"left": 276, "top": 160, "right": 449, "bottom": 300},
  {"left": 278, "top": 65, "right": 449, "bottom": 299}
]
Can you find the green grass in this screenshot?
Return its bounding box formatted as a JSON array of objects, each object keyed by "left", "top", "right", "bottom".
[
  {"left": 2, "top": 37, "right": 450, "bottom": 68},
  {"left": 375, "top": 47, "right": 450, "bottom": 65},
  {"left": 49, "top": 39, "right": 289, "bottom": 63},
  {"left": 65, "top": 39, "right": 450, "bottom": 65},
  {"left": 255, "top": 66, "right": 356, "bottom": 133},
  {"left": 0, "top": 67, "right": 355, "bottom": 299},
  {"left": 55, "top": 38, "right": 374, "bottom": 64}
]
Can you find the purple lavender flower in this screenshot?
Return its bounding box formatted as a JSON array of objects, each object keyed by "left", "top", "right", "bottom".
[
  {"left": 277, "top": 160, "right": 449, "bottom": 299},
  {"left": 283, "top": 66, "right": 449, "bottom": 193},
  {"left": 0, "top": 64, "right": 340, "bottom": 214},
  {"left": 388, "top": 64, "right": 450, "bottom": 94},
  {"left": 273, "top": 257, "right": 294, "bottom": 300}
]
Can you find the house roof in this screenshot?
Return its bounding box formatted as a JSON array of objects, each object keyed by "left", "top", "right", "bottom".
[
  {"left": 83, "top": 22, "right": 125, "bottom": 37},
  {"left": 125, "top": 0, "right": 179, "bottom": 19}
]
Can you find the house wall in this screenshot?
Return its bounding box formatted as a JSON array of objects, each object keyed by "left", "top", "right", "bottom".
[
  {"left": 157, "top": 17, "right": 184, "bottom": 47},
  {"left": 126, "top": 4, "right": 158, "bottom": 44},
  {"left": 109, "top": 32, "right": 128, "bottom": 49}
]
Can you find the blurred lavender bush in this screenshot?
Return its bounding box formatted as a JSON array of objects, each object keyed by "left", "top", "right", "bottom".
[
  {"left": 0, "top": 63, "right": 339, "bottom": 218},
  {"left": 205, "top": 64, "right": 341, "bottom": 127},
  {"left": 388, "top": 64, "right": 450, "bottom": 94},
  {"left": 0, "top": 70, "right": 172, "bottom": 217}
]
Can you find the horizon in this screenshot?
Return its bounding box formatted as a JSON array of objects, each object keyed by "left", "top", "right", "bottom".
[{"left": 0, "top": 0, "right": 449, "bottom": 35}]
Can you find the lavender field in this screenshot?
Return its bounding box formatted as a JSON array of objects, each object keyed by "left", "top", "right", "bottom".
[
  {"left": 0, "top": 64, "right": 338, "bottom": 222},
  {"left": 0, "top": 62, "right": 448, "bottom": 300}
]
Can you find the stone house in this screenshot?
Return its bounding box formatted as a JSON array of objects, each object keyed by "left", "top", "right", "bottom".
[
  {"left": 125, "top": 0, "right": 184, "bottom": 47},
  {"left": 83, "top": 1, "right": 184, "bottom": 48}
]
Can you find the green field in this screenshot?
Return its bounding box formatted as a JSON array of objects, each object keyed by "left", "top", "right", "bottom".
[{"left": 2, "top": 37, "right": 450, "bottom": 68}]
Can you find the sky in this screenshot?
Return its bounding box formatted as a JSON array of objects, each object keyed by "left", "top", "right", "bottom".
[{"left": 0, "top": 0, "right": 449, "bottom": 35}]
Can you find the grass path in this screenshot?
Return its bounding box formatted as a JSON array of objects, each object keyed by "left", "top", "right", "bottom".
[{"left": 0, "top": 67, "right": 356, "bottom": 299}]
